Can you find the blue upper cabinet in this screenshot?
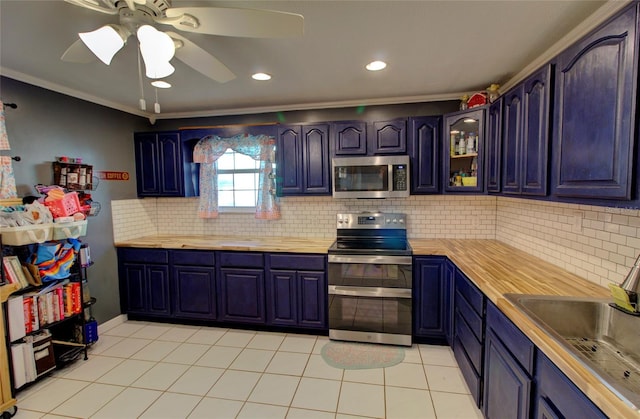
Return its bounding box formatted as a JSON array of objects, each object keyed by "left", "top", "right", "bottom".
[
  {"left": 502, "top": 65, "right": 552, "bottom": 196},
  {"left": 502, "top": 86, "right": 523, "bottom": 194},
  {"left": 332, "top": 121, "right": 367, "bottom": 155},
  {"left": 276, "top": 124, "right": 331, "bottom": 196},
  {"left": 368, "top": 118, "right": 407, "bottom": 154},
  {"left": 443, "top": 107, "right": 486, "bottom": 193},
  {"left": 552, "top": 3, "right": 639, "bottom": 199},
  {"left": 134, "top": 131, "right": 197, "bottom": 197},
  {"left": 486, "top": 99, "right": 503, "bottom": 193},
  {"left": 331, "top": 119, "right": 407, "bottom": 156},
  {"left": 521, "top": 65, "right": 552, "bottom": 196},
  {"left": 276, "top": 126, "right": 303, "bottom": 195},
  {"left": 408, "top": 116, "right": 441, "bottom": 194}
]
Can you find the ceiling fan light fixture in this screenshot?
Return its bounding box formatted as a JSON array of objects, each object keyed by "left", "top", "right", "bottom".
[
  {"left": 79, "top": 24, "right": 127, "bottom": 65},
  {"left": 365, "top": 60, "right": 387, "bottom": 71},
  {"left": 252, "top": 72, "right": 271, "bottom": 81},
  {"left": 151, "top": 80, "right": 172, "bottom": 88},
  {"left": 138, "top": 25, "right": 176, "bottom": 79}
]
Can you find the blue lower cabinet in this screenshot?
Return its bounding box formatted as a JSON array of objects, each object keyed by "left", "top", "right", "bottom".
[
  {"left": 483, "top": 329, "right": 532, "bottom": 419},
  {"left": 535, "top": 352, "right": 606, "bottom": 419},
  {"left": 218, "top": 268, "right": 266, "bottom": 323},
  {"left": 172, "top": 265, "right": 216, "bottom": 320},
  {"left": 118, "top": 248, "right": 171, "bottom": 318},
  {"left": 170, "top": 250, "right": 216, "bottom": 320},
  {"left": 266, "top": 253, "right": 327, "bottom": 329},
  {"left": 413, "top": 256, "right": 449, "bottom": 341},
  {"left": 452, "top": 268, "right": 485, "bottom": 408}
]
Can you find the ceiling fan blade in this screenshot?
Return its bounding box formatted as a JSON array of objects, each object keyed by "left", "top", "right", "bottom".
[
  {"left": 166, "top": 32, "right": 236, "bottom": 83},
  {"left": 61, "top": 39, "right": 98, "bottom": 63},
  {"left": 64, "top": 0, "right": 118, "bottom": 15},
  {"left": 162, "top": 7, "right": 304, "bottom": 38}
]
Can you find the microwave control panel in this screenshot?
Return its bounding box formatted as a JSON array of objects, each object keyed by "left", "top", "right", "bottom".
[{"left": 392, "top": 164, "right": 408, "bottom": 191}]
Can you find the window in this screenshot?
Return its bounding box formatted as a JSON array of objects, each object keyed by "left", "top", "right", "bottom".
[{"left": 216, "top": 149, "right": 260, "bottom": 208}]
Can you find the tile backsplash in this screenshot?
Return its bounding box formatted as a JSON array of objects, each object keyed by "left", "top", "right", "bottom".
[
  {"left": 496, "top": 197, "right": 640, "bottom": 289},
  {"left": 112, "top": 195, "right": 640, "bottom": 289},
  {"left": 112, "top": 195, "right": 497, "bottom": 241}
]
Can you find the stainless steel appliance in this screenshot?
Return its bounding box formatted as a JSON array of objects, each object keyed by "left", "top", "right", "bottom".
[
  {"left": 332, "top": 156, "right": 410, "bottom": 199},
  {"left": 328, "top": 212, "right": 413, "bottom": 346}
]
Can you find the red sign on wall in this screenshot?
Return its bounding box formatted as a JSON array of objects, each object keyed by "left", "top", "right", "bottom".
[{"left": 97, "top": 171, "right": 130, "bottom": 181}]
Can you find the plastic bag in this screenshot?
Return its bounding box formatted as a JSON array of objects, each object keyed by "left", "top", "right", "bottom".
[{"left": 29, "top": 239, "right": 81, "bottom": 282}]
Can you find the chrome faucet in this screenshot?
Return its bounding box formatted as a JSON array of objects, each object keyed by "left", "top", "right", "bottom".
[{"left": 619, "top": 254, "right": 640, "bottom": 312}]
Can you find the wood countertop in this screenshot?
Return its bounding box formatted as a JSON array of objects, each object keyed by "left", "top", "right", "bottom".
[
  {"left": 114, "top": 235, "right": 335, "bottom": 254},
  {"left": 115, "top": 236, "right": 632, "bottom": 417}
]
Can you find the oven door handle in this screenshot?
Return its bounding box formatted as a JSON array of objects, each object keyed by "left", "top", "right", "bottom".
[
  {"left": 328, "top": 285, "right": 412, "bottom": 299},
  {"left": 328, "top": 254, "right": 412, "bottom": 265}
]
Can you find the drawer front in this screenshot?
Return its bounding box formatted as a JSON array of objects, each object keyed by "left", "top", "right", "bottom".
[
  {"left": 454, "top": 335, "right": 482, "bottom": 407},
  {"left": 456, "top": 291, "right": 483, "bottom": 341},
  {"left": 218, "top": 251, "right": 264, "bottom": 268},
  {"left": 170, "top": 250, "right": 215, "bottom": 266},
  {"left": 268, "top": 253, "right": 326, "bottom": 271},
  {"left": 486, "top": 302, "right": 535, "bottom": 374},
  {"left": 118, "top": 248, "right": 169, "bottom": 264},
  {"left": 456, "top": 270, "right": 484, "bottom": 315},
  {"left": 455, "top": 310, "right": 483, "bottom": 373}
]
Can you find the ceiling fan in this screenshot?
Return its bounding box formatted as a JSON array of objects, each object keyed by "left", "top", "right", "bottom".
[{"left": 61, "top": 0, "right": 304, "bottom": 84}]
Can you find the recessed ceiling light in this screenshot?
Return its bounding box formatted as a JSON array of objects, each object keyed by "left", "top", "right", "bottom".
[
  {"left": 151, "top": 80, "right": 172, "bottom": 88},
  {"left": 252, "top": 72, "right": 272, "bottom": 81},
  {"left": 366, "top": 60, "right": 387, "bottom": 71}
]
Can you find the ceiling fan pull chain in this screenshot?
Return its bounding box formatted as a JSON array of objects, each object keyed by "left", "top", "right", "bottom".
[
  {"left": 137, "top": 47, "right": 146, "bottom": 111},
  {"left": 155, "top": 13, "right": 199, "bottom": 29}
]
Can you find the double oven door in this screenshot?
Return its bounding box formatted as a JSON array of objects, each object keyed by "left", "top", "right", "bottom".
[{"left": 328, "top": 254, "right": 413, "bottom": 346}]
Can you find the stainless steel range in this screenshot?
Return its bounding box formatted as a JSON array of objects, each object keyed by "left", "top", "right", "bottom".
[{"left": 327, "top": 212, "right": 413, "bottom": 346}]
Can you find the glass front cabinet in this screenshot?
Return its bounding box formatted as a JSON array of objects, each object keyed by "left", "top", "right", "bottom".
[{"left": 444, "top": 107, "right": 486, "bottom": 193}]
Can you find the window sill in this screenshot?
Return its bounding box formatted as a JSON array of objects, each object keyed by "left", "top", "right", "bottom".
[{"left": 218, "top": 207, "right": 255, "bottom": 214}]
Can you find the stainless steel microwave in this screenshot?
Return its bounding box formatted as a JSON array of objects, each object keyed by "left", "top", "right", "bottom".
[{"left": 332, "top": 155, "right": 410, "bottom": 198}]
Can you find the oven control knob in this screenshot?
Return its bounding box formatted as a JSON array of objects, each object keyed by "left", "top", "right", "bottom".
[
  {"left": 392, "top": 218, "right": 398, "bottom": 224},
  {"left": 399, "top": 218, "right": 404, "bottom": 224},
  {"left": 386, "top": 218, "right": 391, "bottom": 224}
]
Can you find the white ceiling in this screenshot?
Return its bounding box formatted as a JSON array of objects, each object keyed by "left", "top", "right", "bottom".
[{"left": 0, "top": 1, "right": 621, "bottom": 120}]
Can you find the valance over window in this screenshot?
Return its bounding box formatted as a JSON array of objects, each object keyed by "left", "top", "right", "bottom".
[{"left": 193, "top": 133, "right": 280, "bottom": 219}]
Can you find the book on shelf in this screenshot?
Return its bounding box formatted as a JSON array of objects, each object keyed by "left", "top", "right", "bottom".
[
  {"left": 3, "top": 256, "right": 30, "bottom": 288},
  {"left": 3, "top": 257, "right": 21, "bottom": 288}
]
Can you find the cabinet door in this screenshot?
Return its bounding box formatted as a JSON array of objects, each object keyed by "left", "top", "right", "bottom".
[
  {"left": 267, "top": 270, "right": 297, "bottom": 326},
  {"left": 552, "top": 5, "right": 638, "bottom": 199},
  {"left": 408, "top": 116, "right": 441, "bottom": 194},
  {"left": 157, "top": 132, "right": 184, "bottom": 196},
  {"left": 298, "top": 270, "right": 326, "bottom": 329},
  {"left": 173, "top": 266, "right": 216, "bottom": 320},
  {"left": 121, "top": 263, "right": 147, "bottom": 314},
  {"left": 521, "top": 65, "right": 552, "bottom": 196},
  {"left": 369, "top": 119, "right": 407, "bottom": 154},
  {"left": 146, "top": 265, "right": 171, "bottom": 316},
  {"left": 483, "top": 330, "right": 532, "bottom": 419},
  {"left": 502, "top": 86, "right": 523, "bottom": 194},
  {"left": 413, "top": 257, "right": 447, "bottom": 339},
  {"left": 302, "top": 124, "right": 331, "bottom": 194},
  {"left": 276, "top": 125, "right": 303, "bottom": 195},
  {"left": 486, "top": 99, "right": 503, "bottom": 193},
  {"left": 332, "top": 121, "right": 367, "bottom": 155},
  {"left": 535, "top": 352, "right": 606, "bottom": 419},
  {"left": 218, "top": 268, "right": 265, "bottom": 323},
  {"left": 134, "top": 133, "right": 160, "bottom": 196},
  {"left": 444, "top": 259, "right": 455, "bottom": 345},
  {"left": 444, "top": 107, "right": 486, "bottom": 193}
]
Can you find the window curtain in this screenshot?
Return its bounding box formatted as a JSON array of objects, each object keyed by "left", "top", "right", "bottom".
[
  {"left": 0, "top": 101, "right": 17, "bottom": 199},
  {"left": 193, "top": 133, "right": 280, "bottom": 219}
]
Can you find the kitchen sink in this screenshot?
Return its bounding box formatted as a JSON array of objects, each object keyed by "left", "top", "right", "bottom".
[{"left": 504, "top": 294, "right": 640, "bottom": 411}]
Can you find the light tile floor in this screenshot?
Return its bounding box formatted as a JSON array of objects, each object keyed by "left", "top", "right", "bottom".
[{"left": 12, "top": 321, "right": 483, "bottom": 419}]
